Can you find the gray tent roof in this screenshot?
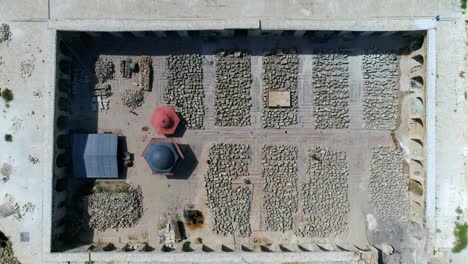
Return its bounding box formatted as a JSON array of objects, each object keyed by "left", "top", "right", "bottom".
[{"left": 72, "top": 134, "right": 118, "bottom": 179}]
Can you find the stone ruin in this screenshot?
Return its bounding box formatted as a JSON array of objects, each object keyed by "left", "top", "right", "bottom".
[
  {"left": 369, "top": 146, "right": 409, "bottom": 222},
  {"left": 214, "top": 50, "right": 252, "bottom": 126},
  {"left": 297, "top": 146, "right": 350, "bottom": 237},
  {"left": 262, "top": 49, "right": 299, "bottom": 128},
  {"left": 165, "top": 54, "right": 204, "bottom": 129},
  {"left": 205, "top": 143, "right": 252, "bottom": 237},
  {"left": 362, "top": 50, "right": 399, "bottom": 130},
  {"left": 262, "top": 145, "right": 299, "bottom": 232},
  {"left": 312, "top": 50, "right": 350, "bottom": 129}
]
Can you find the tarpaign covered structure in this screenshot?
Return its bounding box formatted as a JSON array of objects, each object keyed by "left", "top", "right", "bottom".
[
  {"left": 142, "top": 138, "right": 184, "bottom": 175},
  {"left": 151, "top": 106, "right": 180, "bottom": 135},
  {"left": 72, "top": 134, "right": 119, "bottom": 179}
]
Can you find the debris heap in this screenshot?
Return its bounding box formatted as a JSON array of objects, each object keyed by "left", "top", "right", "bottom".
[
  {"left": 297, "top": 146, "right": 350, "bottom": 237},
  {"left": 94, "top": 57, "right": 115, "bottom": 83},
  {"left": 362, "top": 50, "right": 399, "bottom": 129},
  {"left": 215, "top": 51, "right": 252, "bottom": 126},
  {"left": 165, "top": 54, "right": 204, "bottom": 129},
  {"left": 139, "top": 56, "right": 152, "bottom": 90},
  {"left": 369, "top": 146, "right": 408, "bottom": 221},
  {"left": 205, "top": 143, "right": 252, "bottom": 237},
  {"left": 0, "top": 24, "right": 11, "bottom": 43},
  {"left": 121, "top": 88, "right": 145, "bottom": 109},
  {"left": 313, "top": 50, "right": 350, "bottom": 129},
  {"left": 82, "top": 187, "right": 144, "bottom": 231},
  {"left": 262, "top": 49, "right": 299, "bottom": 128},
  {"left": 262, "top": 145, "right": 298, "bottom": 232},
  {"left": 0, "top": 246, "right": 20, "bottom": 264}
]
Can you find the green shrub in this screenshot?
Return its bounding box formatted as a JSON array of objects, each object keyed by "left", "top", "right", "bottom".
[
  {"left": 452, "top": 222, "right": 468, "bottom": 253},
  {"left": 462, "top": 0, "right": 467, "bottom": 10},
  {"left": 5, "top": 241, "right": 14, "bottom": 255},
  {"left": 182, "top": 241, "right": 191, "bottom": 252},
  {"left": 103, "top": 243, "right": 115, "bottom": 251},
  {"left": 140, "top": 242, "right": 154, "bottom": 252},
  {"left": 1, "top": 88, "right": 13, "bottom": 103},
  {"left": 4, "top": 134, "right": 12, "bottom": 142}
]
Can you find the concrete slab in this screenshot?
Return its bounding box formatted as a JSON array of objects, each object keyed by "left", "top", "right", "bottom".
[
  {"left": 48, "top": 0, "right": 458, "bottom": 20},
  {"left": 0, "top": 21, "right": 50, "bottom": 263},
  {"left": 268, "top": 90, "right": 291, "bottom": 108},
  {"left": 0, "top": 0, "right": 49, "bottom": 21}
]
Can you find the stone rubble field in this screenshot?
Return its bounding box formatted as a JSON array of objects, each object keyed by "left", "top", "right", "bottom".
[
  {"left": 261, "top": 49, "right": 299, "bottom": 128},
  {"left": 205, "top": 143, "right": 252, "bottom": 237},
  {"left": 165, "top": 54, "right": 205, "bottom": 129},
  {"left": 214, "top": 51, "right": 252, "bottom": 126},
  {"left": 261, "top": 145, "right": 299, "bottom": 232},
  {"left": 312, "top": 50, "right": 350, "bottom": 129},
  {"left": 82, "top": 187, "right": 144, "bottom": 231},
  {"left": 362, "top": 50, "right": 399, "bottom": 130},
  {"left": 121, "top": 88, "right": 145, "bottom": 109},
  {"left": 369, "top": 146, "right": 409, "bottom": 222},
  {"left": 297, "top": 146, "right": 350, "bottom": 237},
  {"left": 94, "top": 57, "right": 115, "bottom": 83}
]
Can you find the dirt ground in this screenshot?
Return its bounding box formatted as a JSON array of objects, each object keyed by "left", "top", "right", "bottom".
[{"left": 64, "top": 32, "right": 421, "bottom": 251}]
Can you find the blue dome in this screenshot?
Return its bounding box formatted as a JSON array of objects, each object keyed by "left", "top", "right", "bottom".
[{"left": 144, "top": 143, "right": 177, "bottom": 172}]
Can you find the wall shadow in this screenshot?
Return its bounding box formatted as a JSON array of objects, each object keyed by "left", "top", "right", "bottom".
[{"left": 167, "top": 144, "right": 198, "bottom": 180}]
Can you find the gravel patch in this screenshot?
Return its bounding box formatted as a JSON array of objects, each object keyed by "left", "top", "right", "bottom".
[
  {"left": 165, "top": 54, "right": 204, "bottom": 129},
  {"left": 82, "top": 187, "right": 144, "bottom": 231},
  {"left": 262, "top": 145, "right": 298, "bottom": 232},
  {"left": 362, "top": 50, "right": 399, "bottom": 130},
  {"left": 312, "top": 50, "right": 350, "bottom": 129},
  {"left": 262, "top": 49, "right": 299, "bottom": 128},
  {"left": 205, "top": 143, "right": 252, "bottom": 237},
  {"left": 369, "top": 146, "right": 408, "bottom": 222},
  {"left": 297, "top": 146, "right": 350, "bottom": 237},
  {"left": 214, "top": 51, "right": 252, "bottom": 126}
]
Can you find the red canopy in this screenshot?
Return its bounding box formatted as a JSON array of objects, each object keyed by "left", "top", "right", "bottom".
[{"left": 151, "top": 107, "right": 180, "bottom": 135}]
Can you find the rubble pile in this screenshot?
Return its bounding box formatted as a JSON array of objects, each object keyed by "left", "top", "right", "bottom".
[
  {"left": 165, "top": 54, "right": 204, "bottom": 129},
  {"left": 369, "top": 146, "right": 408, "bottom": 221},
  {"left": 138, "top": 56, "right": 152, "bottom": 90},
  {"left": 214, "top": 51, "right": 252, "bottom": 126},
  {"left": 297, "top": 147, "right": 350, "bottom": 237},
  {"left": 312, "top": 51, "right": 350, "bottom": 129},
  {"left": 362, "top": 50, "right": 399, "bottom": 130},
  {"left": 0, "top": 23, "right": 11, "bottom": 43},
  {"left": 262, "top": 49, "right": 299, "bottom": 128},
  {"left": 121, "top": 88, "right": 144, "bottom": 109},
  {"left": 94, "top": 57, "right": 115, "bottom": 83},
  {"left": 262, "top": 145, "right": 298, "bottom": 232},
  {"left": 0, "top": 247, "right": 20, "bottom": 264},
  {"left": 205, "top": 143, "right": 252, "bottom": 237},
  {"left": 83, "top": 187, "right": 144, "bottom": 231}
]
